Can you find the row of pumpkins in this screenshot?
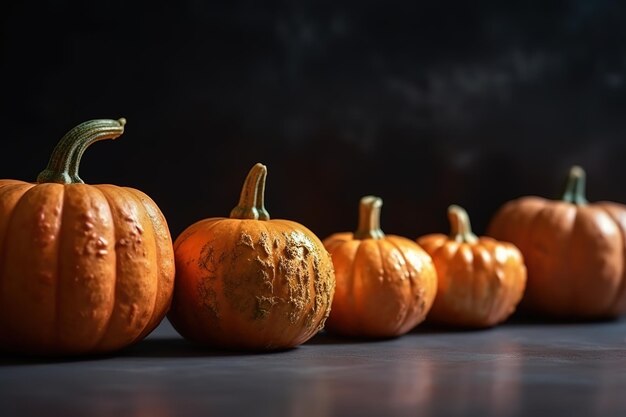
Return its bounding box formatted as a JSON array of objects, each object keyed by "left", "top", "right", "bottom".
[{"left": 1, "top": 119, "right": 625, "bottom": 356}]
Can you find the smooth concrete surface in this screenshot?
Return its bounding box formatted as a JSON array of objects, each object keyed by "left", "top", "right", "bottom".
[{"left": 2, "top": 318, "right": 626, "bottom": 417}]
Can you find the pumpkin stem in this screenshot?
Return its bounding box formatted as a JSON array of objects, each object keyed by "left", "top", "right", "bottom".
[
  {"left": 230, "top": 163, "right": 271, "bottom": 220},
  {"left": 354, "top": 196, "right": 385, "bottom": 240},
  {"left": 561, "top": 165, "right": 588, "bottom": 205},
  {"left": 255, "top": 164, "right": 270, "bottom": 221},
  {"left": 37, "top": 118, "right": 126, "bottom": 184},
  {"left": 448, "top": 205, "right": 478, "bottom": 244}
]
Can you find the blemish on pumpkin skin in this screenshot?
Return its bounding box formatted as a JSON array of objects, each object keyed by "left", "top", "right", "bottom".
[
  {"left": 285, "top": 245, "right": 301, "bottom": 259},
  {"left": 35, "top": 234, "right": 56, "bottom": 248},
  {"left": 199, "top": 243, "right": 218, "bottom": 273},
  {"left": 416, "top": 297, "right": 427, "bottom": 315},
  {"left": 259, "top": 232, "right": 272, "bottom": 256},
  {"left": 288, "top": 299, "right": 306, "bottom": 323},
  {"left": 255, "top": 296, "right": 278, "bottom": 319},
  {"left": 78, "top": 212, "right": 95, "bottom": 236},
  {"left": 95, "top": 239, "right": 108, "bottom": 257},
  {"left": 83, "top": 222, "right": 94, "bottom": 234},
  {"left": 192, "top": 225, "right": 335, "bottom": 343},
  {"left": 255, "top": 260, "right": 275, "bottom": 293},
  {"left": 239, "top": 232, "right": 255, "bottom": 249},
  {"left": 128, "top": 303, "right": 139, "bottom": 325},
  {"left": 82, "top": 233, "right": 109, "bottom": 257},
  {"left": 222, "top": 268, "right": 262, "bottom": 316},
  {"left": 35, "top": 207, "right": 56, "bottom": 247},
  {"left": 198, "top": 278, "right": 220, "bottom": 322},
  {"left": 276, "top": 235, "right": 318, "bottom": 325}
]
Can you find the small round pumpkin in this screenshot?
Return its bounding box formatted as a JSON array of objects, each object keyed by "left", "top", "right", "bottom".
[
  {"left": 0, "top": 119, "right": 175, "bottom": 355},
  {"left": 488, "top": 166, "right": 626, "bottom": 319},
  {"left": 418, "top": 205, "right": 526, "bottom": 327},
  {"left": 168, "top": 163, "right": 335, "bottom": 350},
  {"left": 322, "top": 196, "right": 437, "bottom": 338}
]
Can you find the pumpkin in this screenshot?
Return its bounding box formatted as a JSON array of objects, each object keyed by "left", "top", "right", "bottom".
[
  {"left": 322, "top": 196, "right": 437, "bottom": 338},
  {"left": 418, "top": 205, "right": 526, "bottom": 327},
  {"left": 168, "top": 163, "right": 335, "bottom": 350},
  {"left": 0, "top": 119, "right": 175, "bottom": 355},
  {"left": 488, "top": 166, "right": 626, "bottom": 319}
]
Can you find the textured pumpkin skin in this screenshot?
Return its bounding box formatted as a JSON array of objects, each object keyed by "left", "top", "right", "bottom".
[
  {"left": 323, "top": 228, "right": 437, "bottom": 338},
  {"left": 0, "top": 180, "right": 175, "bottom": 355},
  {"left": 488, "top": 197, "right": 626, "bottom": 318},
  {"left": 418, "top": 233, "right": 526, "bottom": 328},
  {"left": 169, "top": 219, "right": 335, "bottom": 350},
  {"left": 324, "top": 196, "right": 437, "bottom": 338},
  {"left": 168, "top": 164, "right": 335, "bottom": 350}
]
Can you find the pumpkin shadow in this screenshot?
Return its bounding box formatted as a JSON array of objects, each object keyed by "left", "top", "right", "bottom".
[
  {"left": 0, "top": 349, "right": 127, "bottom": 366},
  {"left": 0, "top": 353, "right": 98, "bottom": 366},
  {"left": 119, "top": 337, "right": 295, "bottom": 358},
  {"left": 305, "top": 331, "right": 405, "bottom": 345},
  {"left": 304, "top": 323, "right": 491, "bottom": 344},
  {"left": 0, "top": 337, "right": 293, "bottom": 365},
  {"left": 496, "top": 310, "right": 623, "bottom": 326},
  {"left": 408, "top": 322, "right": 491, "bottom": 334},
  {"left": 405, "top": 311, "right": 625, "bottom": 335}
]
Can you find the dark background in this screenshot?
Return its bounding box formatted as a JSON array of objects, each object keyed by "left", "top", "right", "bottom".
[{"left": 2, "top": 0, "right": 626, "bottom": 240}]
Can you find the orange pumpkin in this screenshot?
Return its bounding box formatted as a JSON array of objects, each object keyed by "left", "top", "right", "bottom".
[
  {"left": 168, "top": 163, "right": 335, "bottom": 350},
  {"left": 418, "top": 205, "right": 526, "bottom": 327},
  {"left": 323, "top": 196, "right": 437, "bottom": 338},
  {"left": 488, "top": 166, "right": 626, "bottom": 319},
  {"left": 0, "top": 119, "right": 175, "bottom": 355}
]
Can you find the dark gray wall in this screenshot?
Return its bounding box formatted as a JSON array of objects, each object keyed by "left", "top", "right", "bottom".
[{"left": 2, "top": 0, "right": 626, "bottom": 239}]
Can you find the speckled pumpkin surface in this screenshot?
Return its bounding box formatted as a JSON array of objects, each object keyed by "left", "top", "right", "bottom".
[
  {"left": 0, "top": 119, "right": 175, "bottom": 355},
  {"left": 168, "top": 163, "right": 335, "bottom": 350}
]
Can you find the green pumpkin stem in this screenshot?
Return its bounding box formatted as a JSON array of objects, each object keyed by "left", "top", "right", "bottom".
[
  {"left": 448, "top": 205, "right": 478, "bottom": 244},
  {"left": 230, "top": 163, "right": 271, "bottom": 220},
  {"left": 37, "top": 118, "right": 126, "bottom": 184},
  {"left": 354, "top": 196, "right": 385, "bottom": 240},
  {"left": 254, "top": 164, "right": 270, "bottom": 220},
  {"left": 561, "top": 165, "right": 588, "bottom": 205}
]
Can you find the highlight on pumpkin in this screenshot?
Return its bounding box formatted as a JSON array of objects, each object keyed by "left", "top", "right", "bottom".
[
  {"left": 322, "top": 195, "right": 437, "bottom": 338},
  {"left": 418, "top": 204, "right": 526, "bottom": 328}
]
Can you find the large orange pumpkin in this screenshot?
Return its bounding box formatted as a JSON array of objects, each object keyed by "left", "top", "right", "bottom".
[
  {"left": 488, "top": 166, "right": 626, "bottom": 319},
  {"left": 0, "top": 119, "right": 175, "bottom": 355},
  {"left": 323, "top": 196, "right": 437, "bottom": 338},
  {"left": 418, "top": 205, "right": 526, "bottom": 327},
  {"left": 168, "top": 163, "right": 335, "bottom": 350}
]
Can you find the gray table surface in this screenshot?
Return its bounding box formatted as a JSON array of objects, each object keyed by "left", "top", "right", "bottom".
[{"left": 2, "top": 317, "right": 626, "bottom": 417}]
